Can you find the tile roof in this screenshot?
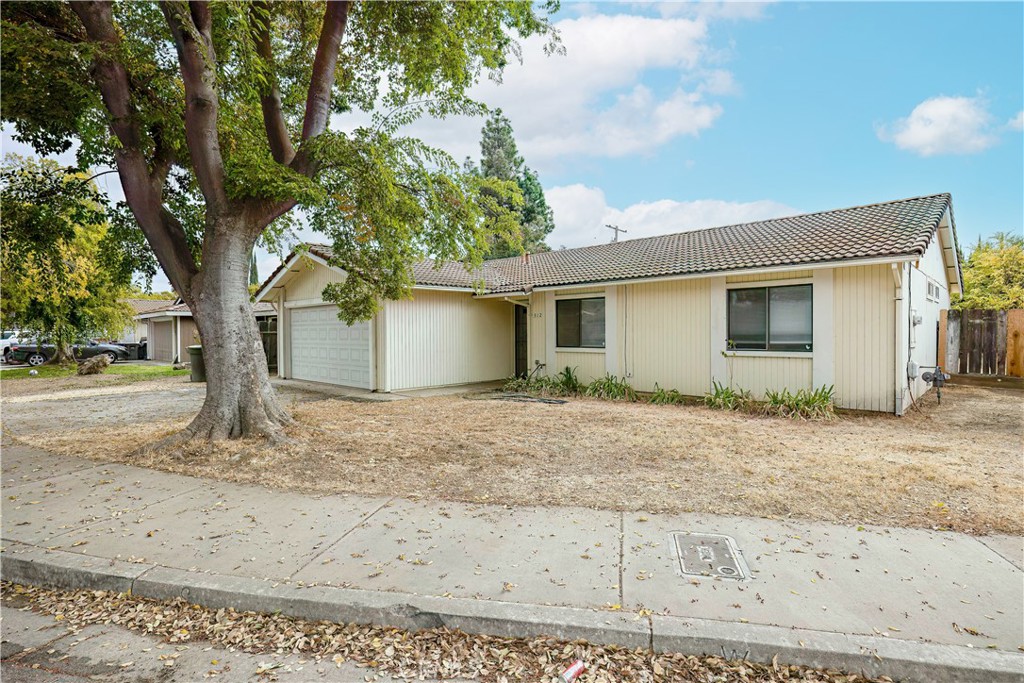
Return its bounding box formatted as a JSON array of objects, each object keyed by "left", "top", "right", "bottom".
[
  {"left": 122, "top": 298, "right": 176, "bottom": 315},
  {"left": 283, "top": 194, "right": 954, "bottom": 294},
  {"left": 134, "top": 301, "right": 276, "bottom": 316}
]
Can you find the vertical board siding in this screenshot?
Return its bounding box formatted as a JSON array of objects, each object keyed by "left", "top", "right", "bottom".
[
  {"left": 727, "top": 356, "right": 813, "bottom": 398},
  {"left": 150, "top": 321, "right": 174, "bottom": 363},
  {"left": 833, "top": 264, "right": 895, "bottom": 412},
  {"left": 553, "top": 351, "right": 606, "bottom": 383},
  {"left": 177, "top": 319, "right": 198, "bottom": 362},
  {"left": 385, "top": 290, "right": 512, "bottom": 391},
  {"left": 529, "top": 291, "right": 548, "bottom": 372},
  {"left": 726, "top": 269, "right": 813, "bottom": 283},
  {"left": 622, "top": 279, "right": 711, "bottom": 395},
  {"left": 284, "top": 260, "right": 345, "bottom": 301}
]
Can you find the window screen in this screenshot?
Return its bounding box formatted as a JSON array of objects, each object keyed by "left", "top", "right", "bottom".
[
  {"left": 556, "top": 298, "right": 605, "bottom": 348},
  {"left": 728, "top": 284, "right": 812, "bottom": 352}
]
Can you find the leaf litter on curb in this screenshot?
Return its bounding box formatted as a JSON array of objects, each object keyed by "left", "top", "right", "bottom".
[{"left": 2, "top": 582, "right": 891, "bottom": 682}]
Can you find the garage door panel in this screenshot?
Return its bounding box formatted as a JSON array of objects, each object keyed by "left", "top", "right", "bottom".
[{"left": 290, "top": 306, "right": 371, "bottom": 388}]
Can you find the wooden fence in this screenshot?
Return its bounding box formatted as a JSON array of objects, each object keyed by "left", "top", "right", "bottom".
[{"left": 940, "top": 309, "right": 1024, "bottom": 377}]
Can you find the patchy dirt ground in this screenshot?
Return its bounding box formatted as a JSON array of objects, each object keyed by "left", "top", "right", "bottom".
[{"left": 13, "top": 384, "right": 1022, "bottom": 536}]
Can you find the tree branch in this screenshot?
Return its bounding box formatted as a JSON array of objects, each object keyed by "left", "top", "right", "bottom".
[
  {"left": 161, "top": 0, "right": 229, "bottom": 215},
  {"left": 251, "top": 1, "right": 295, "bottom": 166},
  {"left": 69, "top": 1, "right": 199, "bottom": 299},
  {"left": 293, "top": 0, "right": 350, "bottom": 175}
]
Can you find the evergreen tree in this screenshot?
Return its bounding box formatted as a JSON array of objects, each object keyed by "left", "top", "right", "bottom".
[{"left": 473, "top": 109, "right": 555, "bottom": 259}]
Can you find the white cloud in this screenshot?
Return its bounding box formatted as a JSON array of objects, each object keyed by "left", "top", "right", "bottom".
[
  {"left": 877, "top": 95, "right": 998, "bottom": 156},
  {"left": 545, "top": 184, "right": 799, "bottom": 249},
  {"left": 1009, "top": 111, "right": 1024, "bottom": 131},
  {"left": 379, "top": 11, "right": 747, "bottom": 170}
]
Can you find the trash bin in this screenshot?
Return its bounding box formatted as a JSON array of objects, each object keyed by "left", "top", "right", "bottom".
[
  {"left": 120, "top": 342, "right": 142, "bottom": 360},
  {"left": 187, "top": 345, "right": 206, "bottom": 382}
]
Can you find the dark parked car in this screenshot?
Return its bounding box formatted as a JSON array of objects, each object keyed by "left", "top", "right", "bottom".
[{"left": 8, "top": 340, "right": 130, "bottom": 367}]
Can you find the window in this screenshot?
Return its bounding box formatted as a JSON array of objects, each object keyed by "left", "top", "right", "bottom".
[
  {"left": 556, "top": 297, "right": 605, "bottom": 348},
  {"left": 728, "top": 284, "right": 812, "bottom": 352},
  {"left": 926, "top": 280, "right": 940, "bottom": 302}
]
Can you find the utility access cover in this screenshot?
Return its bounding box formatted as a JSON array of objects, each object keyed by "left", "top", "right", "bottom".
[{"left": 671, "top": 532, "right": 750, "bottom": 581}]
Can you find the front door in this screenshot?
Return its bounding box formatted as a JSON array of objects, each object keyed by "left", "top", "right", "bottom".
[{"left": 514, "top": 305, "right": 528, "bottom": 377}]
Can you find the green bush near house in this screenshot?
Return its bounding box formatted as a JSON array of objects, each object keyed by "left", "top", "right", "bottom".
[
  {"left": 648, "top": 383, "right": 685, "bottom": 405},
  {"left": 703, "top": 380, "right": 753, "bottom": 411},
  {"left": 502, "top": 366, "right": 582, "bottom": 397},
  {"left": 763, "top": 385, "right": 836, "bottom": 420},
  {"left": 584, "top": 374, "right": 637, "bottom": 401}
]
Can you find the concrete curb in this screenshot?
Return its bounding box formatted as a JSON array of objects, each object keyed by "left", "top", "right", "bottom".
[{"left": 3, "top": 543, "right": 1022, "bottom": 683}]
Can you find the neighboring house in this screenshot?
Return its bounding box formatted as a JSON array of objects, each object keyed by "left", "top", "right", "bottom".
[
  {"left": 119, "top": 298, "right": 172, "bottom": 342},
  {"left": 135, "top": 299, "right": 277, "bottom": 365},
  {"left": 256, "top": 194, "right": 962, "bottom": 414}
]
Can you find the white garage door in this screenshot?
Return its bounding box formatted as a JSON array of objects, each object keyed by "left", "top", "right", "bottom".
[{"left": 289, "top": 306, "right": 372, "bottom": 388}]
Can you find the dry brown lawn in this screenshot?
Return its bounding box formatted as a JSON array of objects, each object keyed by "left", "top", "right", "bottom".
[{"left": 15, "top": 385, "right": 1023, "bottom": 536}]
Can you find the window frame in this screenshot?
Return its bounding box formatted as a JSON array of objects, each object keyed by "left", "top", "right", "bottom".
[
  {"left": 555, "top": 296, "right": 606, "bottom": 350},
  {"left": 727, "top": 283, "right": 813, "bottom": 353}
]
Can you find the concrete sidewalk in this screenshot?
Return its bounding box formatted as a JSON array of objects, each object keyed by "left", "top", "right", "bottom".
[{"left": 2, "top": 442, "right": 1022, "bottom": 682}]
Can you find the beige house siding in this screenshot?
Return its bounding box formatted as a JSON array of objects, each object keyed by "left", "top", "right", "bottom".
[
  {"left": 726, "top": 269, "right": 814, "bottom": 284},
  {"left": 833, "top": 264, "right": 895, "bottom": 412},
  {"left": 383, "top": 290, "right": 513, "bottom": 392},
  {"left": 553, "top": 351, "right": 605, "bottom": 382},
  {"left": 528, "top": 290, "right": 549, "bottom": 373},
  {"left": 620, "top": 278, "right": 711, "bottom": 395},
  {"left": 726, "top": 356, "right": 813, "bottom": 398},
  {"left": 284, "top": 257, "right": 344, "bottom": 301},
  {"left": 178, "top": 318, "right": 198, "bottom": 363},
  {"left": 148, "top": 320, "right": 174, "bottom": 362}
]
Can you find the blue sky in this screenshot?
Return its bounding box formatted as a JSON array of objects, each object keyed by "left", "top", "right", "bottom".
[{"left": 3, "top": 1, "right": 1021, "bottom": 290}]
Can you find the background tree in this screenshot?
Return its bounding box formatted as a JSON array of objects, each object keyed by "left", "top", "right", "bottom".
[
  {"left": 1, "top": 155, "right": 137, "bottom": 364},
  {"left": 953, "top": 232, "right": 1024, "bottom": 310},
  {"left": 2, "top": 1, "right": 558, "bottom": 443},
  {"left": 467, "top": 109, "right": 556, "bottom": 259}
]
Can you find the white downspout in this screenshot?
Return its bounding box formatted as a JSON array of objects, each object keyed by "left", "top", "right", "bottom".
[{"left": 892, "top": 263, "right": 906, "bottom": 415}]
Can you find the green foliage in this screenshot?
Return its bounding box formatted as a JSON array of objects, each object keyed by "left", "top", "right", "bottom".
[
  {"left": 648, "top": 383, "right": 685, "bottom": 405},
  {"left": 703, "top": 380, "right": 753, "bottom": 411},
  {"left": 762, "top": 385, "right": 837, "bottom": 420},
  {"left": 2, "top": 363, "right": 189, "bottom": 381},
  {"left": 468, "top": 109, "right": 556, "bottom": 259},
  {"left": 952, "top": 232, "right": 1024, "bottom": 310},
  {"left": 584, "top": 374, "right": 637, "bottom": 401},
  {"left": 1, "top": 1, "right": 559, "bottom": 324},
  {"left": 0, "top": 155, "right": 136, "bottom": 353},
  {"left": 502, "top": 365, "right": 581, "bottom": 396}
]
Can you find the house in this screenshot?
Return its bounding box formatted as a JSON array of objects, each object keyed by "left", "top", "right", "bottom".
[
  {"left": 135, "top": 299, "right": 278, "bottom": 366},
  {"left": 118, "top": 298, "right": 172, "bottom": 342},
  {"left": 255, "top": 194, "right": 962, "bottom": 414}
]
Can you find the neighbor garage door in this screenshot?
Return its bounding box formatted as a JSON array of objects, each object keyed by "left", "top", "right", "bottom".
[
  {"left": 151, "top": 321, "right": 174, "bottom": 363},
  {"left": 289, "top": 306, "right": 372, "bottom": 388}
]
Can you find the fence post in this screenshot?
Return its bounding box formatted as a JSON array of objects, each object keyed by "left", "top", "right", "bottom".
[
  {"left": 938, "top": 309, "right": 948, "bottom": 369},
  {"left": 947, "top": 310, "right": 961, "bottom": 374},
  {"left": 1007, "top": 310, "right": 1024, "bottom": 378}
]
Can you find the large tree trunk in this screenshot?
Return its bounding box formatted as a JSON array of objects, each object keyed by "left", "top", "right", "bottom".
[{"left": 176, "top": 224, "right": 292, "bottom": 443}]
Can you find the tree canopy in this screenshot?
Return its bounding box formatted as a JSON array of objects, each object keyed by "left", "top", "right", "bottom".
[
  {"left": 0, "top": 155, "right": 137, "bottom": 360},
  {"left": 953, "top": 232, "right": 1024, "bottom": 310},
  {"left": 1, "top": 1, "right": 559, "bottom": 320},
  {"left": 1, "top": 1, "right": 560, "bottom": 441},
  {"left": 467, "top": 109, "right": 556, "bottom": 259}
]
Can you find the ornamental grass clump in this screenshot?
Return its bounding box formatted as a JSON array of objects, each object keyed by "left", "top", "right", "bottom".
[
  {"left": 703, "top": 380, "right": 752, "bottom": 411},
  {"left": 648, "top": 383, "right": 685, "bottom": 405},
  {"left": 763, "top": 385, "right": 837, "bottom": 420},
  {"left": 584, "top": 374, "right": 637, "bottom": 401}
]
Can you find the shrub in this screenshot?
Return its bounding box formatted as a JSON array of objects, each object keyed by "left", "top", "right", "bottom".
[
  {"left": 763, "top": 385, "right": 836, "bottom": 420},
  {"left": 553, "top": 366, "right": 583, "bottom": 395},
  {"left": 703, "top": 380, "right": 752, "bottom": 411},
  {"left": 585, "top": 374, "right": 637, "bottom": 401},
  {"left": 648, "top": 383, "right": 685, "bottom": 405},
  {"left": 502, "top": 367, "right": 581, "bottom": 396}
]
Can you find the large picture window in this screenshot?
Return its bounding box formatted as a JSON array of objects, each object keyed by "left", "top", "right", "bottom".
[
  {"left": 556, "top": 297, "right": 605, "bottom": 348},
  {"left": 727, "top": 284, "right": 812, "bottom": 352}
]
